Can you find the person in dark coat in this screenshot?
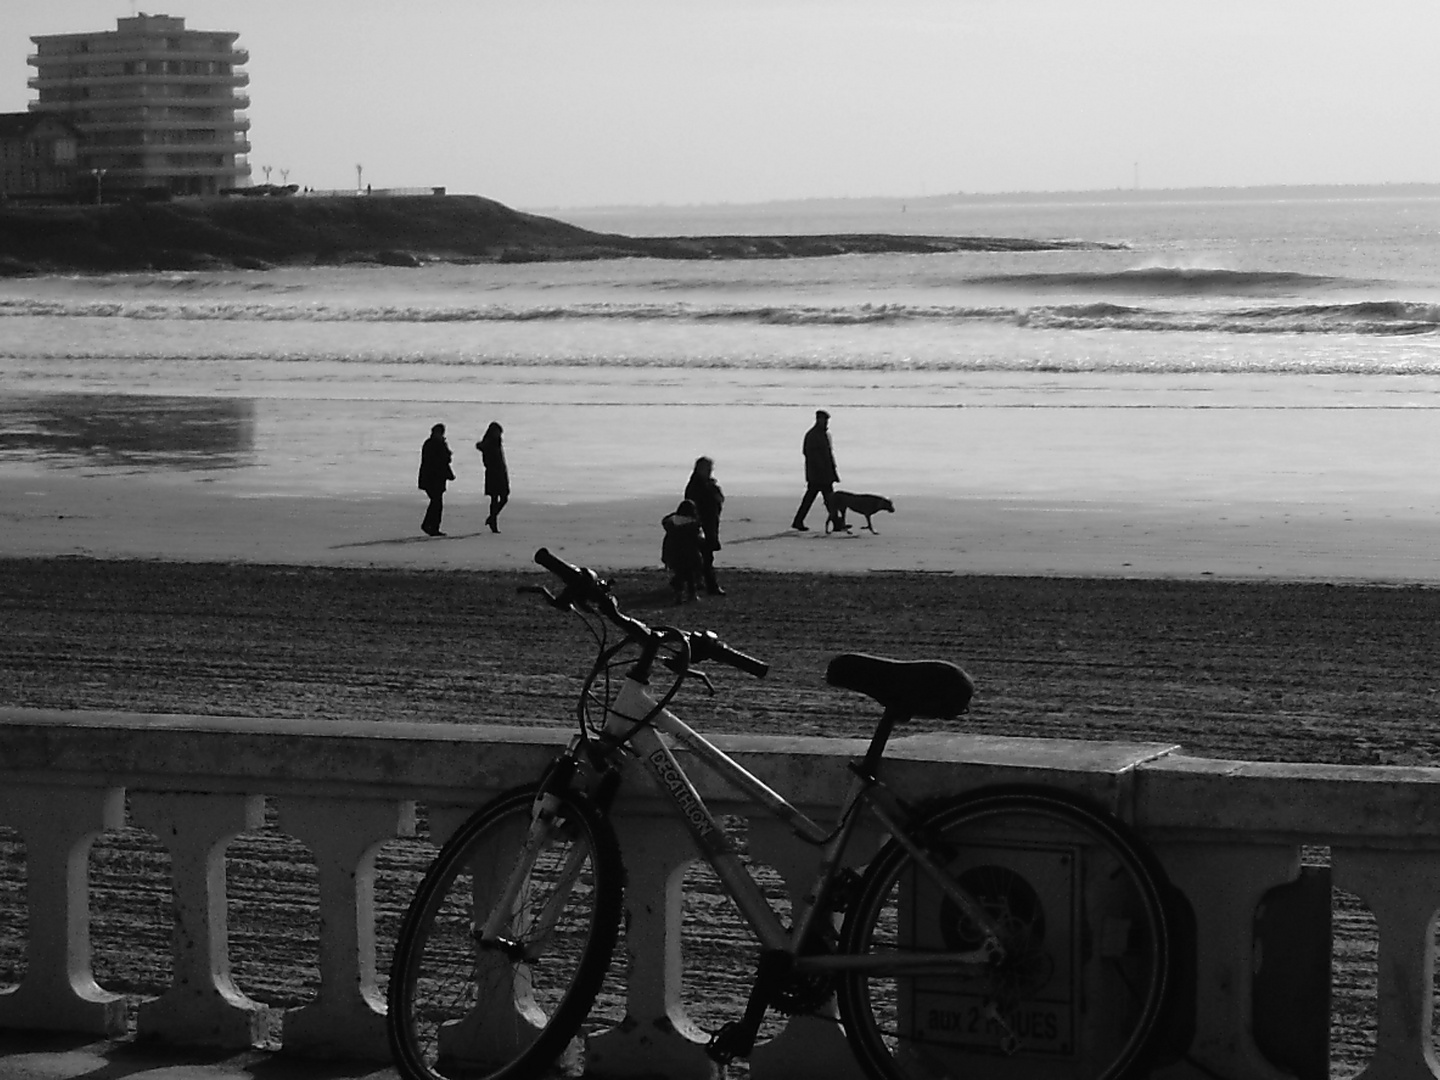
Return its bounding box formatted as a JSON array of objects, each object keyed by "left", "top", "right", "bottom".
[
  {"left": 417, "top": 423, "right": 454, "bottom": 536},
  {"left": 476, "top": 422, "right": 509, "bottom": 533},
  {"left": 791, "top": 409, "right": 849, "bottom": 532},
  {"left": 683, "top": 455, "right": 725, "bottom": 596},
  {"left": 661, "top": 499, "right": 706, "bottom": 604}
]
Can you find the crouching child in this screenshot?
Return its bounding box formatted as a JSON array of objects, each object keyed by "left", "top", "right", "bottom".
[{"left": 661, "top": 499, "right": 706, "bottom": 604}]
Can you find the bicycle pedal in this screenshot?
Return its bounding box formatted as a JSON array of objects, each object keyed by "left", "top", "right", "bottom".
[{"left": 705, "top": 1022, "right": 748, "bottom": 1065}]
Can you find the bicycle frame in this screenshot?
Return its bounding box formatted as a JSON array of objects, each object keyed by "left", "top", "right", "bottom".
[{"left": 592, "top": 670, "right": 1004, "bottom": 973}]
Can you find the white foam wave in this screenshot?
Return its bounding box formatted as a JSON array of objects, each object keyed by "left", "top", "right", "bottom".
[{"left": 2, "top": 295, "right": 1436, "bottom": 336}]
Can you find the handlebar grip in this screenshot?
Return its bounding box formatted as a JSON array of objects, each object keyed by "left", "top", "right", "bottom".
[
  {"left": 724, "top": 648, "right": 769, "bottom": 680},
  {"left": 534, "top": 547, "right": 582, "bottom": 585},
  {"left": 692, "top": 631, "right": 768, "bottom": 679}
]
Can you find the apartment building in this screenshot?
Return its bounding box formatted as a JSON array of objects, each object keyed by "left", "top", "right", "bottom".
[
  {"left": 27, "top": 13, "right": 251, "bottom": 197},
  {"left": 0, "top": 112, "right": 81, "bottom": 197}
]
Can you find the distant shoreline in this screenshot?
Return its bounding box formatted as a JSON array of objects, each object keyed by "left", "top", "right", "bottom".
[{"left": 0, "top": 192, "right": 1118, "bottom": 277}]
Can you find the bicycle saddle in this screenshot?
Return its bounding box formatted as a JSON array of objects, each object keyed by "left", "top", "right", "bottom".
[{"left": 826, "top": 653, "right": 974, "bottom": 719}]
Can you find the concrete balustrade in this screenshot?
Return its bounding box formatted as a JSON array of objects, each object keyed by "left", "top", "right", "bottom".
[
  {"left": 275, "top": 796, "right": 416, "bottom": 1060},
  {"left": 1, "top": 707, "right": 1437, "bottom": 1079}
]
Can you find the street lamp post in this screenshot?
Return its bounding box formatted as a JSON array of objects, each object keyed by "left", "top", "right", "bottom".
[{"left": 90, "top": 167, "right": 107, "bottom": 205}]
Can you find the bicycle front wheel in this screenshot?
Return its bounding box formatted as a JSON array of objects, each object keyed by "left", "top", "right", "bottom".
[
  {"left": 387, "top": 784, "right": 624, "bottom": 1080},
  {"left": 837, "top": 787, "right": 1171, "bottom": 1080}
]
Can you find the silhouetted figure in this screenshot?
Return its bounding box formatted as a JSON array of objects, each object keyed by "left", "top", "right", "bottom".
[
  {"left": 476, "top": 422, "right": 509, "bottom": 533},
  {"left": 792, "top": 409, "right": 849, "bottom": 532},
  {"left": 661, "top": 499, "right": 706, "bottom": 604},
  {"left": 684, "top": 455, "right": 726, "bottom": 596},
  {"left": 418, "top": 423, "right": 454, "bottom": 536}
]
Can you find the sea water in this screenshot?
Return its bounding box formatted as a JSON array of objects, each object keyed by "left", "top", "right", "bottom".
[{"left": 1, "top": 189, "right": 1438, "bottom": 508}]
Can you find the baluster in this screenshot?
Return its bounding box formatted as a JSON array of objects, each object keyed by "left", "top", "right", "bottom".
[
  {"left": 1151, "top": 843, "right": 1300, "bottom": 1080},
  {"left": 588, "top": 808, "right": 716, "bottom": 1080},
  {"left": 275, "top": 796, "right": 416, "bottom": 1058},
  {"left": 1333, "top": 848, "right": 1440, "bottom": 1080},
  {"left": 130, "top": 791, "right": 278, "bottom": 1047},
  {"left": 0, "top": 783, "right": 127, "bottom": 1033}
]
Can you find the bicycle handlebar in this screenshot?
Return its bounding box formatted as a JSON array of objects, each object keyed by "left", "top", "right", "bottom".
[
  {"left": 532, "top": 547, "right": 769, "bottom": 679},
  {"left": 534, "top": 546, "right": 604, "bottom": 597}
]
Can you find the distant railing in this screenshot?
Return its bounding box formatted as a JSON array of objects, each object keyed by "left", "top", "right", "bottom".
[
  {"left": 298, "top": 187, "right": 447, "bottom": 198},
  {"left": 2, "top": 708, "right": 1436, "bottom": 1079}
]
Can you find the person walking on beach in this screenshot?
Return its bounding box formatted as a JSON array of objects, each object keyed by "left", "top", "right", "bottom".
[
  {"left": 661, "top": 498, "right": 706, "bottom": 604},
  {"left": 417, "top": 423, "right": 454, "bottom": 537},
  {"left": 684, "top": 455, "right": 726, "bottom": 596},
  {"left": 792, "top": 409, "right": 849, "bottom": 532},
  {"left": 476, "top": 421, "right": 509, "bottom": 533}
]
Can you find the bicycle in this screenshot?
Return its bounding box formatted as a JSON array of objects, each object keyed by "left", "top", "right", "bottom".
[{"left": 386, "top": 548, "right": 1176, "bottom": 1080}]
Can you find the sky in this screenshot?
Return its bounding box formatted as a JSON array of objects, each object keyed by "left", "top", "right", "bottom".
[{"left": 3, "top": 0, "right": 1439, "bottom": 209}]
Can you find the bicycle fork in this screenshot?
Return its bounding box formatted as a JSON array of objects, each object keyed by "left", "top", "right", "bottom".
[{"left": 476, "top": 750, "right": 602, "bottom": 962}]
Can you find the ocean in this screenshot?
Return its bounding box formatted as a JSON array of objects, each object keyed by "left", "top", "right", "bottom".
[{"left": 2, "top": 187, "right": 1438, "bottom": 511}]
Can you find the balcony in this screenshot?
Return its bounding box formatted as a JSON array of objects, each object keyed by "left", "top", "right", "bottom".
[
  {"left": 35, "top": 101, "right": 251, "bottom": 124},
  {"left": 43, "top": 119, "right": 241, "bottom": 139},
  {"left": 27, "top": 72, "right": 250, "bottom": 91},
  {"left": 79, "top": 136, "right": 253, "bottom": 157},
  {"left": 28, "top": 45, "right": 247, "bottom": 67}
]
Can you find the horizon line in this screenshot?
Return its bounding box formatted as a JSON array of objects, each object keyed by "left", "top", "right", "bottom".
[{"left": 529, "top": 179, "right": 1440, "bottom": 215}]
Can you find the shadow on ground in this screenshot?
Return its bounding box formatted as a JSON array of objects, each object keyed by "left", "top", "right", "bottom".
[{"left": 0, "top": 1032, "right": 396, "bottom": 1080}]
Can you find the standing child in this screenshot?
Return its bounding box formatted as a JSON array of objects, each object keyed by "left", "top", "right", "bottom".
[{"left": 660, "top": 499, "right": 705, "bottom": 604}]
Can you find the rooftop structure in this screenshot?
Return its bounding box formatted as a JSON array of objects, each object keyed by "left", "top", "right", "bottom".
[{"left": 27, "top": 13, "right": 251, "bottom": 197}]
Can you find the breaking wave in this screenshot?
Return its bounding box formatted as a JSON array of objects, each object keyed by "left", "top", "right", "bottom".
[
  {"left": 961, "top": 267, "right": 1358, "bottom": 295},
  {"left": 3, "top": 295, "right": 1437, "bottom": 336}
]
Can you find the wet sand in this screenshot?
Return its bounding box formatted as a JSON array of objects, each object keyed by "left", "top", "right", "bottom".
[
  {"left": 3, "top": 474, "right": 1438, "bottom": 583},
  {"left": 3, "top": 367, "right": 1438, "bottom": 583}
]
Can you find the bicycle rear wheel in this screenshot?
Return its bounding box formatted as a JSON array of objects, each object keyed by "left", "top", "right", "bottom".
[
  {"left": 837, "top": 786, "right": 1171, "bottom": 1080},
  {"left": 387, "top": 784, "right": 624, "bottom": 1080}
]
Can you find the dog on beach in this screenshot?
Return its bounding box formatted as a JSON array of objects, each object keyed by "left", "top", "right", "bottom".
[{"left": 826, "top": 491, "right": 896, "bottom": 533}]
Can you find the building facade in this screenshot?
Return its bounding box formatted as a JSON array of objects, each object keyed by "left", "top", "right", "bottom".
[
  {"left": 27, "top": 13, "right": 251, "bottom": 198},
  {"left": 0, "top": 113, "right": 81, "bottom": 198}
]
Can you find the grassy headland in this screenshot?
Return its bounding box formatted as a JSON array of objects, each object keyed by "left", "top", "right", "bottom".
[{"left": 0, "top": 192, "right": 1113, "bottom": 275}]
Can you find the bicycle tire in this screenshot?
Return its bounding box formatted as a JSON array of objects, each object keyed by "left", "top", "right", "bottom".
[
  {"left": 837, "top": 786, "right": 1171, "bottom": 1080},
  {"left": 387, "top": 784, "right": 624, "bottom": 1080}
]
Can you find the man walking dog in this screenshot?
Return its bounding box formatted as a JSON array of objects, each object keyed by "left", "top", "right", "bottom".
[{"left": 791, "top": 409, "right": 850, "bottom": 532}]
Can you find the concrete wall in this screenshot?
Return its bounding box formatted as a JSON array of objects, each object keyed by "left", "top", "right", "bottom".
[{"left": 1, "top": 707, "right": 1434, "bottom": 1079}]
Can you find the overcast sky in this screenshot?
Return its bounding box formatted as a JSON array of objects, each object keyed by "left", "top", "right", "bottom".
[{"left": 4, "top": 1, "right": 1438, "bottom": 209}]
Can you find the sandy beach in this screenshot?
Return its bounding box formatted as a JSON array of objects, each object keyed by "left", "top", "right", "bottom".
[
  {"left": 3, "top": 470, "right": 1439, "bottom": 583},
  {"left": 4, "top": 410, "right": 1438, "bottom": 1080}
]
